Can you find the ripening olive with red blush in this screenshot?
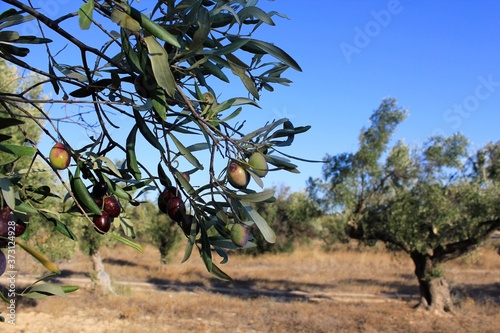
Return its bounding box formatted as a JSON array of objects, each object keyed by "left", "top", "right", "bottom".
[
  {"left": 103, "top": 196, "right": 121, "bottom": 218},
  {"left": 166, "top": 197, "right": 186, "bottom": 223},
  {"left": 227, "top": 160, "right": 250, "bottom": 190},
  {"left": 230, "top": 223, "right": 249, "bottom": 247},
  {"left": 158, "top": 186, "right": 181, "bottom": 214},
  {"left": 49, "top": 142, "right": 71, "bottom": 170},
  {"left": 93, "top": 212, "right": 111, "bottom": 234}
]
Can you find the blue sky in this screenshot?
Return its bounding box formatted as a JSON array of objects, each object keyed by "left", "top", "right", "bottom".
[
  {"left": 250, "top": 0, "right": 500, "bottom": 191},
  {"left": 5, "top": 0, "right": 500, "bottom": 194}
]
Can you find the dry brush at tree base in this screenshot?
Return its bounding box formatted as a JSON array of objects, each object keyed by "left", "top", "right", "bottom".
[{"left": 2, "top": 243, "right": 500, "bottom": 333}]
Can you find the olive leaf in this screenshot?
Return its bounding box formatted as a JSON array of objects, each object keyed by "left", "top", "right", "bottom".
[
  {"left": 237, "top": 6, "right": 275, "bottom": 26},
  {"left": 22, "top": 284, "right": 67, "bottom": 299},
  {"left": 0, "top": 143, "right": 36, "bottom": 156},
  {"left": 143, "top": 35, "right": 176, "bottom": 97},
  {"left": 17, "top": 239, "right": 60, "bottom": 274},
  {"left": 241, "top": 201, "right": 276, "bottom": 244},
  {"left": 168, "top": 132, "right": 204, "bottom": 170},
  {"left": 111, "top": 234, "right": 143, "bottom": 252},
  {"left": 0, "top": 174, "right": 15, "bottom": 210},
  {"left": 229, "top": 189, "right": 275, "bottom": 203},
  {"left": 78, "top": 0, "right": 94, "bottom": 30}
]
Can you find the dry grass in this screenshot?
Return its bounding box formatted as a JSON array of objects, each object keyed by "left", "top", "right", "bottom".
[{"left": 4, "top": 241, "right": 500, "bottom": 333}]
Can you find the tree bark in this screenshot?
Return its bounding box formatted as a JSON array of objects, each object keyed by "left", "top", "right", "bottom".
[
  {"left": 90, "top": 251, "right": 114, "bottom": 294},
  {"left": 410, "top": 251, "right": 454, "bottom": 313},
  {"left": 158, "top": 251, "right": 168, "bottom": 272}
]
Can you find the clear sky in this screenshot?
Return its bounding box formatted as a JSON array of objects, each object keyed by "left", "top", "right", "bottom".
[
  {"left": 5, "top": 0, "right": 500, "bottom": 194},
  {"left": 249, "top": 0, "right": 500, "bottom": 192}
]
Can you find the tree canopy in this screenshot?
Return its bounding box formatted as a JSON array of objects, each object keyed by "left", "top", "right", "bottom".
[{"left": 308, "top": 98, "right": 500, "bottom": 312}]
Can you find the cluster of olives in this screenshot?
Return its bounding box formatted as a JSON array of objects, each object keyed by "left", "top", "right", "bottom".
[
  {"left": 158, "top": 186, "right": 198, "bottom": 236},
  {"left": 226, "top": 152, "right": 268, "bottom": 190},
  {"left": 223, "top": 152, "right": 269, "bottom": 247},
  {"left": 0, "top": 206, "right": 27, "bottom": 248},
  {"left": 49, "top": 141, "right": 265, "bottom": 248},
  {"left": 92, "top": 182, "right": 121, "bottom": 234}
]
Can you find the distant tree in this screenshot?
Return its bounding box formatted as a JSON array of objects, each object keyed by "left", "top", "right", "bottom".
[
  {"left": 308, "top": 98, "right": 500, "bottom": 312},
  {"left": 150, "top": 213, "right": 181, "bottom": 271},
  {"left": 79, "top": 224, "right": 116, "bottom": 293},
  {"left": 315, "top": 214, "right": 350, "bottom": 251},
  {"left": 0, "top": 59, "right": 44, "bottom": 169},
  {"left": 127, "top": 200, "right": 181, "bottom": 271}
]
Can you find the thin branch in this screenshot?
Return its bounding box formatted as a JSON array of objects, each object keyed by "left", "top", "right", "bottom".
[{"left": 3, "top": 0, "right": 131, "bottom": 75}]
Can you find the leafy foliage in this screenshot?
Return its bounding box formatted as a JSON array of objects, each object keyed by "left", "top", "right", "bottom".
[
  {"left": 0, "top": 0, "right": 310, "bottom": 305},
  {"left": 316, "top": 214, "right": 350, "bottom": 252}
]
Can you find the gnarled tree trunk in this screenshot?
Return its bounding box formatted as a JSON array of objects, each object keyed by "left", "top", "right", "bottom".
[{"left": 410, "top": 251, "right": 453, "bottom": 312}]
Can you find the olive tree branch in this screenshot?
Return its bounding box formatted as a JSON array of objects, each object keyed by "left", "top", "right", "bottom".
[{"left": 3, "top": 0, "right": 131, "bottom": 75}]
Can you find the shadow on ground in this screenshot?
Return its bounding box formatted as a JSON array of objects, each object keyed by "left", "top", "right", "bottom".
[
  {"left": 103, "top": 258, "right": 137, "bottom": 267},
  {"left": 146, "top": 274, "right": 500, "bottom": 304},
  {"left": 147, "top": 274, "right": 373, "bottom": 303},
  {"left": 458, "top": 282, "right": 500, "bottom": 304}
]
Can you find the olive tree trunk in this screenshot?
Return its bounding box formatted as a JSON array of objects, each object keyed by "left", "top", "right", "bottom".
[
  {"left": 90, "top": 251, "right": 114, "bottom": 294},
  {"left": 158, "top": 251, "right": 168, "bottom": 272},
  {"left": 82, "top": 225, "right": 114, "bottom": 294},
  {"left": 410, "top": 252, "right": 453, "bottom": 312}
]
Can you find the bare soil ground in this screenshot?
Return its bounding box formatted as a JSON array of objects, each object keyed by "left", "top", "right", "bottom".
[{"left": 2, "top": 242, "right": 500, "bottom": 332}]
